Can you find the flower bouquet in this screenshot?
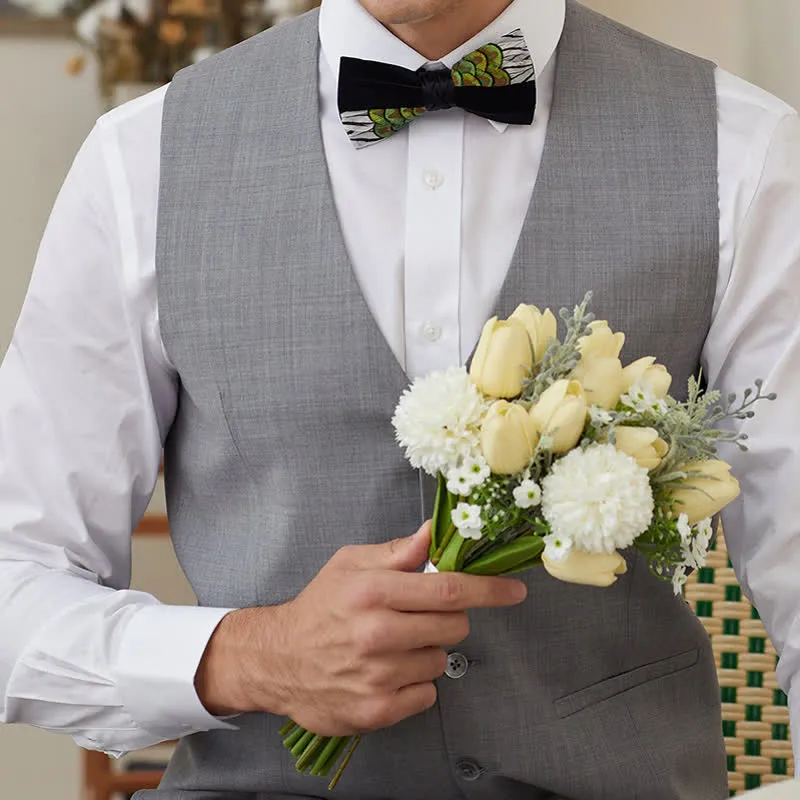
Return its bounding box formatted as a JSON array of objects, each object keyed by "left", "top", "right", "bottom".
[{"left": 279, "top": 292, "right": 774, "bottom": 789}]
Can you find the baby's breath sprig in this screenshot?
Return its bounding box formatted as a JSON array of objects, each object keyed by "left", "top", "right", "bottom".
[
  {"left": 521, "top": 292, "right": 595, "bottom": 405},
  {"left": 468, "top": 474, "right": 519, "bottom": 542}
]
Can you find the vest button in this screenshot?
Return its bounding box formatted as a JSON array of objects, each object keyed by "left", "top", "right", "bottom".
[
  {"left": 455, "top": 758, "right": 483, "bottom": 781},
  {"left": 445, "top": 651, "right": 469, "bottom": 679}
]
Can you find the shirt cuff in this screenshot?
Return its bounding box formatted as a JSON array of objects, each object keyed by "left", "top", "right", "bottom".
[{"left": 115, "top": 604, "right": 239, "bottom": 741}]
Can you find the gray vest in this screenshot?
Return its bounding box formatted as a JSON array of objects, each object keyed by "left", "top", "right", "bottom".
[{"left": 141, "top": 3, "right": 728, "bottom": 798}]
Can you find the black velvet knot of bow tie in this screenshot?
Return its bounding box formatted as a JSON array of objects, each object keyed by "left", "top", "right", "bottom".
[{"left": 418, "top": 67, "right": 457, "bottom": 111}]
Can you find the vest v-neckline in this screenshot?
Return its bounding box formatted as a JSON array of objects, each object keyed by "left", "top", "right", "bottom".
[{"left": 293, "top": 9, "right": 565, "bottom": 384}]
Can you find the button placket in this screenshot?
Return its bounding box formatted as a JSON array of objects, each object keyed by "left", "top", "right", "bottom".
[{"left": 403, "top": 115, "right": 463, "bottom": 377}]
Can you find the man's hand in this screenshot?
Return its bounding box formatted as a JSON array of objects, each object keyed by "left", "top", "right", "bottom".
[{"left": 195, "top": 521, "right": 527, "bottom": 735}]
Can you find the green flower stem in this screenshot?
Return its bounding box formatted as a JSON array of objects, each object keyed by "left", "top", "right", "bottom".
[
  {"left": 318, "top": 737, "right": 351, "bottom": 778},
  {"left": 430, "top": 473, "right": 449, "bottom": 552},
  {"left": 282, "top": 725, "right": 307, "bottom": 750},
  {"left": 295, "top": 734, "right": 327, "bottom": 772},
  {"left": 291, "top": 729, "right": 316, "bottom": 757},
  {"left": 328, "top": 734, "right": 362, "bottom": 790},
  {"left": 431, "top": 524, "right": 456, "bottom": 565},
  {"left": 278, "top": 719, "right": 297, "bottom": 737},
  {"left": 310, "top": 736, "right": 345, "bottom": 776}
]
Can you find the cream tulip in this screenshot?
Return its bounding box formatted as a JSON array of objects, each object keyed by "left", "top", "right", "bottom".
[
  {"left": 571, "top": 356, "right": 627, "bottom": 410},
  {"left": 622, "top": 356, "right": 672, "bottom": 398},
  {"left": 509, "top": 304, "right": 558, "bottom": 362},
  {"left": 543, "top": 549, "right": 628, "bottom": 587},
  {"left": 480, "top": 401, "right": 540, "bottom": 475},
  {"left": 577, "top": 320, "right": 625, "bottom": 360},
  {"left": 529, "top": 380, "right": 587, "bottom": 454},
  {"left": 470, "top": 317, "right": 533, "bottom": 399},
  {"left": 613, "top": 426, "right": 669, "bottom": 471},
  {"left": 669, "top": 460, "right": 741, "bottom": 524}
]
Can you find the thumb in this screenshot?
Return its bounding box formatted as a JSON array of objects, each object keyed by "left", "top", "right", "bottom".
[
  {"left": 388, "top": 520, "right": 432, "bottom": 572},
  {"left": 342, "top": 521, "right": 432, "bottom": 572}
]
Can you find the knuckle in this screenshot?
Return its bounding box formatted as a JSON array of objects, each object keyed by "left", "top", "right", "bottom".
[
  {"left": 387, "top": 537, "right": 404, "bottom": 557},
  {"left": 331, "top": 545, "right": 355, "bottom": 565},
  {"left": 354, "top": 615, "right": 389, "bottom": 655},
  {"left": 348, "top": 577, "right": 382, "bottom": 610},
  {"left": 364, "top": 661, "right": 394, "bottom": 689},
  {"left": 357, "top": 697, "right": 394, "bottom": 731},
  {"left": 436, "top": 574, "right": 464, "bottom": 606}
]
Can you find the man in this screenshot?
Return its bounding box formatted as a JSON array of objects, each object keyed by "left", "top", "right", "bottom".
[{"left": 0, "top": 0, "right": 798, "bottom": 797}]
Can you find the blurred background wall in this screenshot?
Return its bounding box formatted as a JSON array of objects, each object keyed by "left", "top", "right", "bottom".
[{"left": 0, "top": 1, "right": 798, "bottom": 797}]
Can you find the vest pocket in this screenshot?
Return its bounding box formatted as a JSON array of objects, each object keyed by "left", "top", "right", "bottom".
[{"left": 553, "top": 646, "right": 700, "bottom": 719}]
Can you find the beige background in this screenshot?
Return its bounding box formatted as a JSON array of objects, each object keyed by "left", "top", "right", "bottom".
[{"left": 0, "top": 2, "right": 798, "bottom": 797}]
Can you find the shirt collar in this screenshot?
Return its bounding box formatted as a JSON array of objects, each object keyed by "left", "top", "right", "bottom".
[{"left": 319, "top": 0, "right": 566, "bottom": 132}]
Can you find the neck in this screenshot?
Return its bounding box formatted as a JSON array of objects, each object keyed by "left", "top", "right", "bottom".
[{"left": 387, "top": 0, "right": 514, "bottom": 61}]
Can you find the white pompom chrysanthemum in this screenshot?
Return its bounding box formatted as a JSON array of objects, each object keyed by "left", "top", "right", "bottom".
[
  {"left": 541, "top": 443, "right": 654, "bottom": 554},
  {"left": 392, "top": 367, "right": 489, "bottom": 476}
]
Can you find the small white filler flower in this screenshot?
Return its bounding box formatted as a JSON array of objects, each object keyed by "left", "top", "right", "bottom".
[
  {"left": 513, "top": 479, "right": 542, "bottom": 509},
  {"left": 681, "top": 515, "right": 714, "bottom": 570},
  {"left": 541, "top": 443, "right": 654, "bottom": 554},
  {"left": 447, "top": 457, "right": 491, "bottom": 496},
  {"left": 677, "top": 513, "right": 693, "bottom": 545},
  {"left": 392, "top": 367, "right": 488, "bottom": 476},
  {"left": 543, "top": 533, "right": 573, "bottom": 562},
  {"left": 672, "top": 564, "right": 689, "bottom": 595},
  {"left": 451, "top": 503, "right": 484, "bottom": 540}
]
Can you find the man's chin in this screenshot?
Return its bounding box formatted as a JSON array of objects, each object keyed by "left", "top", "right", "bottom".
[{"left": 356, "top": 0, "right": 451, "bottom": 27}]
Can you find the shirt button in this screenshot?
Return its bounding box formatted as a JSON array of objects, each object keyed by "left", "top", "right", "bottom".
[
  {"left": 424, "top": 170, "right": 445, "bottom": 190},
  {"left": 445, "top": 652, "right": 469, "bottom": 679},
  {"left": 455, "top": 758, "right": 483, "bottom": 781},
  {"left": 421, "top": 321, "right": 442, "bottom": 342}
]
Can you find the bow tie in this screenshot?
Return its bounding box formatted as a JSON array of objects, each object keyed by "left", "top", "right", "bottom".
[{"left": 337, "top": 28, "right": 536, "bottom": 149}]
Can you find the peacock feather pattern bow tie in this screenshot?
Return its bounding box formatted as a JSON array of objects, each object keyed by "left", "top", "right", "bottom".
[{"left": 337, "top": 28, "right": 536, "bottom": 149}]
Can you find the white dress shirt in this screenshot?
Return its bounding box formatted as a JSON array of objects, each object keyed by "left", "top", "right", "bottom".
[{"left": 0, "top": 0, "right": 799, "bottom": 764}]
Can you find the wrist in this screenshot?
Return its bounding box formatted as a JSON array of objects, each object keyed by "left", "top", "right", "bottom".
[{"left": 195, "top": 605, "right": 291, "bottom": 717}]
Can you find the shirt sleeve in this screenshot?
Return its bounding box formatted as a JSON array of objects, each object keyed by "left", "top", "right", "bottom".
[
  {"left": 703, "top": 109, "right": 800, "bottom": 767},
  {"left": 0, "top": 118, "right": 237, "bottom": 755}
]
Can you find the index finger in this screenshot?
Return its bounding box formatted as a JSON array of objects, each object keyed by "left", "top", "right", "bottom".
[{"left": 375, "top": 570, "right": 528, "bottom": 612}]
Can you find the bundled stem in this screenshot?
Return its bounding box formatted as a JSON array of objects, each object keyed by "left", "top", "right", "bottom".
[{"left": 280, "top": 724, "right": 363, "bottom": 790}]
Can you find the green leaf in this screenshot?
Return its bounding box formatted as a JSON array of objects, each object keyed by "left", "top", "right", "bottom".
[
  {"left": 463, "top": 536, "right": 545, "bottom": 575},
  {"left": 436, "top": 533, "right": 471, "bottom": 573},
  {"left": 454, "top": 537, "right": 479, "bottom": 571},
  {"left": 500, "top": 554, "right": 545, "bottom": 576},
  {"left": 430, "top": 474, "right": 456, "bottom": 556}
]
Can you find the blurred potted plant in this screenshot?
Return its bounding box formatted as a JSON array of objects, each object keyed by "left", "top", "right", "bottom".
[{"left": 11, "top": 0, "right": 318, "bottom": 106}]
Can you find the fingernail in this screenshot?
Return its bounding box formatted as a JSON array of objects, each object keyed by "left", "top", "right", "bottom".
[{"left": 512, "top": 581, "right": 528, "bottom": 601}]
